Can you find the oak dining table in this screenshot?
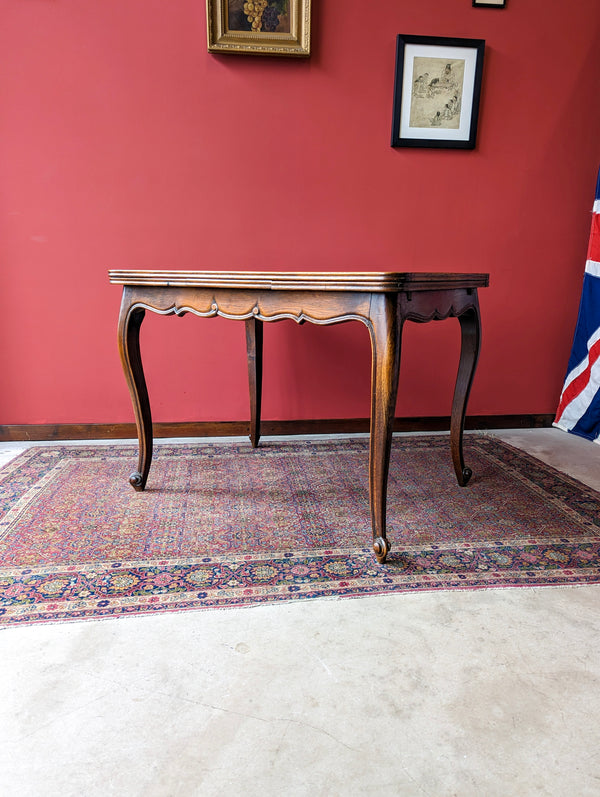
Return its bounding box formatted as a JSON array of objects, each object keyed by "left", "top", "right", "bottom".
[{"left": 109, "top": 270, "right": 489, "bottom": 563}]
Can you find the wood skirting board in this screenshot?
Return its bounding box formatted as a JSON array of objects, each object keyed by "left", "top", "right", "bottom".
[{"left": 0, "top": 415, "right": 554, "bottom": 442}]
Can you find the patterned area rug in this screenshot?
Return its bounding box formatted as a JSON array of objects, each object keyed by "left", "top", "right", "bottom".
[{"left": 1, "top": 435, "right": 599, "bottom": 627}]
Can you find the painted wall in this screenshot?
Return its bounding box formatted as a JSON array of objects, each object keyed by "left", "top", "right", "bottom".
[{"left": 1, "top": 1, "right": 600, "bottom": 426}]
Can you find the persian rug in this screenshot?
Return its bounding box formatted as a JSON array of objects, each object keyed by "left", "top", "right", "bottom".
[{"left": 0, "top": 435, "right": 599, "bottom": 627}]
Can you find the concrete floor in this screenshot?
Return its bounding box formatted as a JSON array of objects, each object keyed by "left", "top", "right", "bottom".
[{"left": 1, "top": 429, "right": 599, "bottom": 796}]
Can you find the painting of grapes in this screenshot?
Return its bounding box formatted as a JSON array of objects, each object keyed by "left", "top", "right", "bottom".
[
  {"left": 207, "top": 0, "right": 310, "bottom": 56},
  {"left": 227, "top": 0, "right": 290, "bottom": 33}
]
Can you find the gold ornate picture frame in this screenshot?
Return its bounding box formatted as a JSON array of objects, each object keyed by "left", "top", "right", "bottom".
[{"left": 206, "top": 0, "right": 311, "bottom": 57}]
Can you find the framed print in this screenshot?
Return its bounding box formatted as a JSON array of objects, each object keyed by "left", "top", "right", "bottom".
[
  {"left": 206, "top": 0, "right": 311, "bottom": 57},
  {"left": 473, "top": 0, "right": 506, "bottom": 7},
  {"left": 391, "top": 35, "right": 485, "bottom": 149}
]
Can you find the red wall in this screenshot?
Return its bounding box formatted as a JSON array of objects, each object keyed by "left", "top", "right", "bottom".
[{"left": 1, "top": 1, "right": 600, "bottom": 426}]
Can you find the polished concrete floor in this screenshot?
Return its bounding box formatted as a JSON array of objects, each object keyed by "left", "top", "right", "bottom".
[{"left": 1, "top": 429, "right": 599, "bottom": 796}]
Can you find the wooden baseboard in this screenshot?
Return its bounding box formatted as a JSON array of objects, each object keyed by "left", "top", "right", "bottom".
[{"left": 0, "top": 415, "right": 555, "bottom": 442}]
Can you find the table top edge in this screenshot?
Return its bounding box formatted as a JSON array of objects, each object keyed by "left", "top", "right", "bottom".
[{"left": 108, "top": 270, "right": 490, "bottom": 290}]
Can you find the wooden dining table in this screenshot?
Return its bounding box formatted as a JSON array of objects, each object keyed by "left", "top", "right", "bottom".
[{"left": 109, "top": 270, "right": 489, "bottom": 563}]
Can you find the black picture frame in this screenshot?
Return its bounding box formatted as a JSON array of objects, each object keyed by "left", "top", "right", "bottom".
[
  {"left": 391, "top": 34, "right": 485, "bottom": 149},
  {"left": 473, "top": 0, "right": 506, "bottom": 7}
]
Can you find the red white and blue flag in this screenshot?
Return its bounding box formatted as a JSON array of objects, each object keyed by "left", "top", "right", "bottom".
[{"left": 554, "top": 169, "right": 600, "bottom": 444}]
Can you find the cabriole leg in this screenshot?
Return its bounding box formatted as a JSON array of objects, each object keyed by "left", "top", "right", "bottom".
[
  {"left": 368, "top": 294, "right": 402, "bottom": 563},
  {"left": 450, "top": 302, "right": 481, "bottom": 486},
  {"left": 245, "top": 316, "right": 263, "bottom": 448},
  {"left": 117, "top": 295, "right": 153, "bottom": 491}
]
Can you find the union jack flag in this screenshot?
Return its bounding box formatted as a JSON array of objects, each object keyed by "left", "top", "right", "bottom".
[{"left": 554, "top": 169, "right": 600, "bottom": 444}]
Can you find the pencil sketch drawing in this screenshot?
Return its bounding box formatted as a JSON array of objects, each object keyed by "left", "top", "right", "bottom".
[{"left": 409, "top": 57, "right": 465, "bottom": 129}]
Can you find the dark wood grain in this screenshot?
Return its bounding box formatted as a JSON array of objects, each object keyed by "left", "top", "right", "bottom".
[
  {"left": 109, "top": 270, "right": 489, "bottom": 292},
  {"left": 110, "top": 270, "right": 489, "bottom": 562},
  {"left": 245, "top": 316, "right": 263, "bottom": 448},
  {"left": 117, "top": 292, "right": 152, "bottom": 491},
  {"left": 451, "top": 306, "right": 481, "bottom": 485},
  {"left": 368, "top": 292, "right": 402, "bottom": 562}
]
